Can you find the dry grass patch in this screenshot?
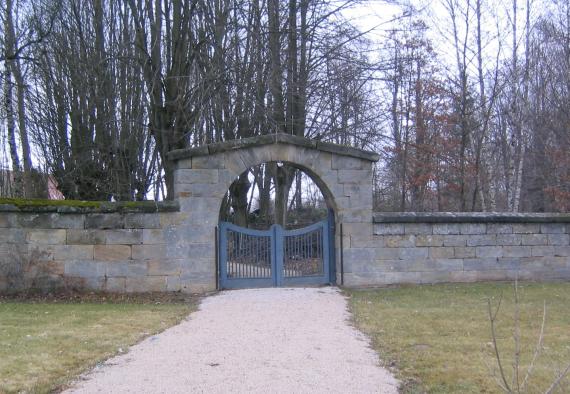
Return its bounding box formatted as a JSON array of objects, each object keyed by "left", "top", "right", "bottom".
[
  {"left": 347, "top": 282, "right": 570, "bottom": 393},
  {"left": 0, "top": 293, "right": 195, "bottom": 393}
]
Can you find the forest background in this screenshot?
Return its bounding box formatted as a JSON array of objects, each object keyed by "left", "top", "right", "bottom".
[{"left": 1, "top": 0, "right": 569, "bottom": 223}]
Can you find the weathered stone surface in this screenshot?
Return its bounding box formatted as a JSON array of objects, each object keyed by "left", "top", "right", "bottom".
[
  {"left": 0, "top": 213, "right": 18, "bottom": 228},
  {"left": 126, "top": 276, "right": 167, "bottom": 292},
  {"left": 125, "top": 214, "right": 161, "bottom": 229},
  {"left": 27, "top": 229, "right": 66, "bottom": 245},
  {"left": 67, "top": 229, "right": 106, "bottom": 245},
  {"left": 404, "top": 223, "right": 432, "bottom": 235},
  {"left": 460, "top": 224, "right": 486, "bottom": 235},
  {"left": 85, "top": 214, "right": 123, "bottom": 229},
  {"left": 429, "top": 247, "right": 455, "bottom": 259},
  {"left": 105, "top": 229, "right": 143, "bottom": 245},
  {"left": 415, "top": 235, "right": 444, "bottom": 247},
  {"left": 106, "top": 261, "right": 147, "bottom": 277},
  {"left": 531, "top": 246, "right": 556, "bottom": 257},
  {"left": 399, "top": 247, "right": 429, "bottom": 260},
  {"left": 475, "top": 246, "right": 503, "bottom": 258},
  {"left": 191, "top": 155, "right": 225, "bottom": 169},
  {"left": 548, "top": 234, "right": 569, "bottom": 246},
  {"left": 502, "top": 246, "right": 532, "bottom": 258},
  {"left": 522, "top": 234, "right": 548, "bottom": 246},
  {"left": 433, "top": 223, "right": 461, "bottom": 235},
  {"left": 19, "top": 213, "right": 85, "bottom": 229},
  {"left": 52, "top": 245, "right": 94, "bottom": 260},
  {"left": 332, "top": 155, "right": 364, "bottom": 170},
  {"left": 337, "top": 169, "right": 372, "bottom": 184},
  {"left": 540, "top": 223, "right": 566, "bottom": 234},
  {"left": 463, "top": 258, "right": 499, "bottom": 271},
  {"left": 497, "top": 234, "right": 522, "bottom": 246},
  {"left": 373, "top": 223, "right": 404, "bottom": 235},
  {"left": 382, "top": 235, "right": 414, "bottom": 248},
  {"left": 454, "top": 247, "right": 476, "bottom": 258},
  {"left": 513, "top": 224, "right": 540, "bottom": 233},
  {"left": 105, "top": 277, "right": 126, "bottom": 292},
  {"left": 94, "top": 245, "right": 131, "bottom": 261},
  {"left": 466, "top": 234, "right": 496, "bottom": 246},
  {"left": 0, "top": 228, "right": 26, "bottom": 243},
  {"left": 64, "top": 260, "right": 105, "bottom": 277},
  {"left": 443, "top": 235, "right": 468, "bottom": 247},
  {"left": 174, "top": 169, "right": 219, "bottom": 184},
  {"left": 148, "top": 259, "right": 182, "bottom": 276},
  {"left": 486, "top": 224, "right": 513, "bottom": 234},
  {"left": 131, "top": 244, "right": 167, "bottom": 260}
]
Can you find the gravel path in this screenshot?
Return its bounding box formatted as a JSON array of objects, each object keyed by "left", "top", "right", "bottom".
[{"left": 66, "top": 287, "right": 399, "bottom": 393}]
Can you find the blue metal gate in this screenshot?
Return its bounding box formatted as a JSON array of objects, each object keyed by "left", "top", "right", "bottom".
[{"left": 218, "top": 219, "right": 332, "bottom": 289}]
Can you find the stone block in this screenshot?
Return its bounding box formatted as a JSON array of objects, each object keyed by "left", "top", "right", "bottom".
[
  {"left": 0, "top": 228, "right": 26, "bottom": 243},
  {"left": 398, "top": 247, "right": 429, "bottom": 260},
  {"left": 174, "top": 182, "right": 228, "bottom": 198},
  {"left": 373, "top": 223, "right": 404, "bottom": 235},
  {"left": 125, "top": 214, "right": 161, "bottom": 229},
  {"left": 443, "top": 235, "right": 468, "bottom": 247},
  {"left": 429, "top": 247, "right": 455, "bottom": 259},
  {"left": 105, "top": 229, "right": 143, "bottom": 245},
  {"left": 175, "top": 158, "right": 192, "bottom": 169},
  {"left": 105, "top": 277, "right": 126, "bottom": 292},
  {"left": 339, "top": 209, "right": 372, "bottom": 222},
  {"left": 548, "top": 234, "right": 569, "bottom": 246},
  {"left": 332, "top": 155, "right": 364, "bottom": 170},
  {"left": 496, "top": 234, "right": 522, "bottom": 246},
  {"left": 131, "top": 244, "right": 167, "bottom": 260},
  {"left": 148, "top": 259, "right": 182, "bottom": 276},
  {"left": 372, "top": 248, "right": 400, "bottom": 260},
  {"left": 404, "top": 223, "right": 433, "bottom": 235},
  {"left": 415, "top": 235, "right": 444, "bottom": 247},
  {"left": 466, "top": 234, "right": 497, "bottom": 246},
  {"left": 350, "top": 236, "right": 381, "bottom": 248},
  {"left": 85, "top": 214, "right": 124, "bottom": 229},
  {"left": 555, "top": 246, "right": 570, "bottom": 257},
  {"left": 27, "top": 229, "right": 67, "bottom": 245},
  {"left": 433, "top": 223, "right": 461, "bottom": 235},
  {"left": 174, "top": 169, "right": 219, "bottom": 184},
  {"left": 475, "top": 246, "right": 503, "bottom": 258},
  {"left": 166, "top": 275, "right": 181, "bottom": 291},
  {"left": 343, "top": 223, "right": 373, "bottom": 238},
  {"left": 126, "top": 276, "right": 167, "bottom": 292},
  {"left": 454, "top": 247, "right": 476, "bottom": 258},
  {"left": 52, "top": 245, "right": 94, "bottom": 260},
  {"left": 142, "top": 229, "right": 169, "bottom": 244},
  {"left": 486, "top": 224, "right": 513, "bottom": 234},
  {"left": 540, "top": 223, "right": 566, "bottom": 234},
  {"left": 106, "top": 261, "right": 147, "bottom": 277},
  {"left": 522, "top": 234, "right": 548, "bottom": 246},
  {"left": 337, "top": 169, "right": 372, "bottom": 184},
  {"left": 348, "top": 193, "right": 373, "bottom": 210},
  {"left": 502, "top": 246, "right": 532, "bottom": 258},
  {"left": 512, "top": 224, "right": 539, "bottom": 234},
  {"left": 463, "top": 258, "right": 499, "bottom": 271},
  {"left": 473, "top": 270, "right": 509, "bottom": 281},
  {"left": 191, "top": 155, "right": 225, "bottom": 169},
  {"left": 18, "top": 213, "right": 85, "bottom": 229},
  {"left": 94, "top": 245, "right": 131, "bottom": 261},
  {"left": 159, "top": 212, "right": 188, "bottom": 227},
  {"left": 420, "top": 271, "right": 452, "bottom": 284},
  {"left": 64, "top": 260, "right": 105, "bottom": 277},
  {"left": 343, "top": 248, "right": 377, "bottom": 262},
  {"left": 531, "top": 246, "right": 555, "bottom": 257},
  {"left": 0, "top": 213, "right": 18, "bottom": 227},
  {"left": 383, "top": 271, "right": 421, "bottom": 284},
  {"left": 384, "top": 235, "right": 415, "bottom": 248},
  {"left": 67, "top": 229, "right": 106, "bottom": 245},
  {"left": 460, "top": 224, "right": 486, "bottom": 235}
]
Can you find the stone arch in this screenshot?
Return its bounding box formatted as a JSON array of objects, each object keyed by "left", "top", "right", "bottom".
[{"left": 168, "top": 134, "right": 379, "bottom": 292}]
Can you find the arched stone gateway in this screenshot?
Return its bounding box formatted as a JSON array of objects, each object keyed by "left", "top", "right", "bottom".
[{"left": 168, "top": 134, "right": 379, "bottom": 292}]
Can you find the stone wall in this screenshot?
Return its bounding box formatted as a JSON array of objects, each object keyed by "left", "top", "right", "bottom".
[
  {"left": 344, "top": 213, "right": 570, "bottom": 286},
  {"left": 0, "top": 202, "right": 210, "bottom": 293}
]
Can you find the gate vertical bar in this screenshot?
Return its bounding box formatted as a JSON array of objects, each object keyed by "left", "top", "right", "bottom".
[{"left": 274, "top": 224, "right": 284, "bottom": 286}]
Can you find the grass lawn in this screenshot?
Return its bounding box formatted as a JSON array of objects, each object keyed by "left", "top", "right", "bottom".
[
  {"left": 0, "top": 294, "right": 195, "bottom": 393},
  {"left": 348, "top": 282, "right": 570, "bottom": 393}
]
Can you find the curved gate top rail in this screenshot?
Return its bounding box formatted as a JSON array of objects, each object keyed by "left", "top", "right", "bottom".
[{"left": 218, "top": 219, "right": 332, "bottom": 289}]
